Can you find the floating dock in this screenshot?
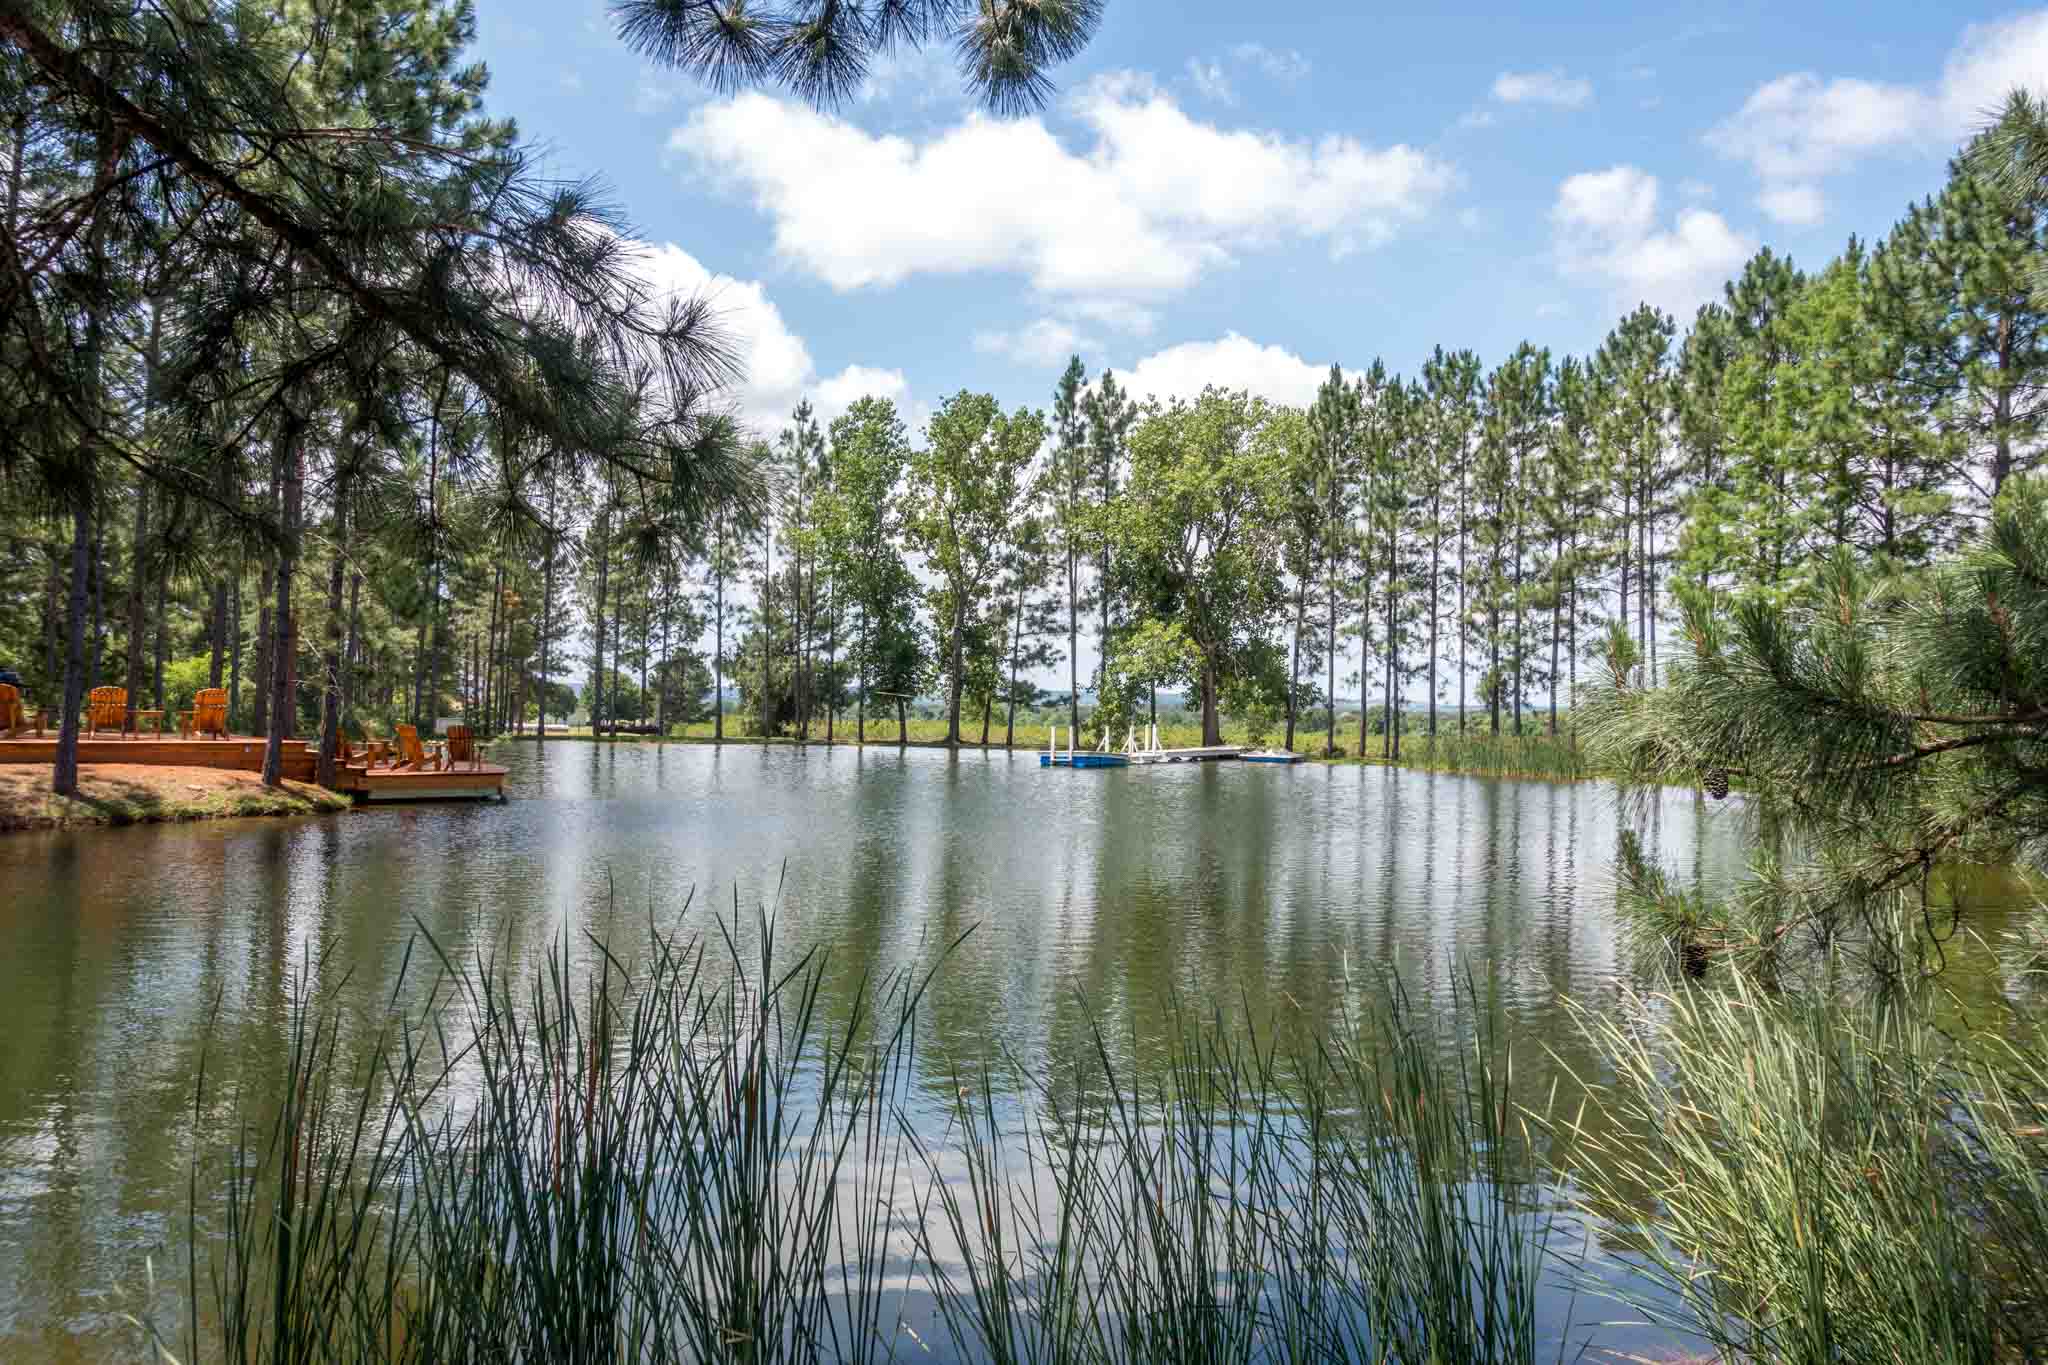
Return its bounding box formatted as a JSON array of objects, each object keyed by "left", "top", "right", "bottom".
[
  {"left": 1040, "top": 751, "right": 1130, "bottom": 769},
  {"left": 1129, "top": 745, "right": 1246, "bottom": 764},
  {"left": 1041, "top": 725, "right": 1246, "bottom": 770},
  {"left": 0, "top": 733, "right": 506, "bottom": 802}
]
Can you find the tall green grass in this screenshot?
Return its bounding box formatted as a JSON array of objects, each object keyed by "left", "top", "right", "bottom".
[
  {"left": 1561, "top": 972, "right": 2048, "bottom": 1364},
  {"left": 1395, "top": 732, "right": 1587, "bottom": 781},
  {"left": 125, "top": 892, "right": 2048, "bottom": 1363},
  {"left": 129, "top": 910, "right": 1564, "bottom": 1363}
]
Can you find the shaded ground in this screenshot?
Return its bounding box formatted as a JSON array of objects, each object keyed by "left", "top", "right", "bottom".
[{"left": 0, "top": 763, "right": 350, "bottom": 833}]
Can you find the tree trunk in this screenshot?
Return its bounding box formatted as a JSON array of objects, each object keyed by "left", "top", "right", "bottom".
[
  {"left": 824, "top": 575, "right": 837, "bottom": 744},
  {"left": 711, "top": 523, "right": 723, "bottom": 743},
  {"left": 1326, "top": 562, "right": 1337, "bottom": 757},
  {"left": 152, "top": 559, "right": 167, "bottom": 709},
  {"left": 539, "top": 472, "right": 556, "bottom": 750},
  {"left": 1200, "top": 659, "right": 1221, "bottom": 747},
  {"left": 342, "top": 569, "right": 360, "bottom": 740},
  {"left": 855, "top": 604, "right": 866, "bottom": 745},
  {"left": 228, "top": 569, "right": 242, "bottom": 730},
  {"left": 593, "top": 504, "right": 611, "bottom": 736},
  {"left": 1004, "top": 581, "right": 1024, "bottom": 749},
  {"left": 1067, "top": 537, "right": 1080, "bottom": 738},
  {"left": 263, "top": 413, "right": 305, "bottom": 787},
  {"left": 53, "top": 502, "right": 91, "bottom": 796},
  {"left": 484, "top": 561, "right": 503, "bottom": 737},
  {"left": 208, "top": 572, "right": 227, "bottom": 688},
  {"left": 124, "top": 478, "right": 149, "bottom": 704},
  {"left": 1382, "top": 525, "right": 1397, "bottom": 762},
  {"left": 1428, "top": 497, "right": 1441, "bottom": 740},
  {"left": 88, "top": 504, "right": 103, "bottom": 689},
  {"left": 896, "top": 694, "right": 907, "bottom": 748},
  {"left": 317, "top": 463, "right": 350, "bottom": 788},
  {"left": 1285, "top": 575, "right": 1304, "bottom": 751},
  {"left": 253, "top": 552, "right": 274, "bottom": 739},
  {"left": 760, "top": 522, "right": 772, "bottom": 737},
  {"left": 946, "top": 592, "right": 965, "bottom": 746}
]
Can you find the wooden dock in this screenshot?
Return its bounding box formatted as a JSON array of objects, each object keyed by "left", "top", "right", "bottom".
[
  {"left": 1129, "top": 746, "right": 1246, "bottom": 765},
  {"left": 0, "top": 734, "right": 506, "bottom": 802}
]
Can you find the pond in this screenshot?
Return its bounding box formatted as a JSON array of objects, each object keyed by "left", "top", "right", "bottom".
[{"left": 0, "top": 741, "right": 1944, "bottom": 1358}]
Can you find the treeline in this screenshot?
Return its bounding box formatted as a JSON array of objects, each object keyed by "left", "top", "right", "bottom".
[
  {"left": 717, "top": 116, "right": 2042, "bottom": 755},
  {"left": 3, "top": 0, "right": 2039, "bottom": 785},
  {"left": 0, "top": 0, "right": 1106, "bottom": 794}
]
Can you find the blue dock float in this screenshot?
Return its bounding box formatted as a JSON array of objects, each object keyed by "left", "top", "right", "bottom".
[{"left": 1041, "top": 752, "right": 1130, "bottom": 768}]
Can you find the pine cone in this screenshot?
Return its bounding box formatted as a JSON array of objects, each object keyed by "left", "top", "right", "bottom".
[{"left": 1704, "top": 766, "right": 1730, "bottom": 801}]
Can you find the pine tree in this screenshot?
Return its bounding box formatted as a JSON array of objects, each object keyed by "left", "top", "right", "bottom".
[
  {"left": 1309, "top": 365, "right": 1361, "bottom": 755},
  {"left": 1421, "top": 348, "right": 1481, "bottom": 738},
  {"left": 1874, "top": 142, "right": 2048, "bottom": 509},
  {"left": 1050, "top": 355, "right": 1089, "bottom": 735}
]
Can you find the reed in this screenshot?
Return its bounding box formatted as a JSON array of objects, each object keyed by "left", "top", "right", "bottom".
[
  {"left": 1560, "top": 971, "right": 2048, "bottom": 1364},
  {"left": 1396, "top": 732, "right": 1588, "bottom": 781},
  {"left": 132, "top": 908, "right": 1567, "bottom": 1363}
]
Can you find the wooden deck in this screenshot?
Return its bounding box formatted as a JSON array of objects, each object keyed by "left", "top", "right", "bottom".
[
  {"left": 0, "top": 733, "right": 505, "bottom": 802},
  {"left": 337, "top": 760, "right": 508, "bottom": 802}
]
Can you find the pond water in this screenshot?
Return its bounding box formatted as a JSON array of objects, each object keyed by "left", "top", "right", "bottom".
[{"left": 0, "top": 741, "right": 1977, "bottom": 1357}]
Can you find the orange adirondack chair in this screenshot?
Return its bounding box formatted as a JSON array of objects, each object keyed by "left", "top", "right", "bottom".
[
  {"left": 394, "top": 724, "right": 441, "bottom": 772},
  {"left": 87, "top": 686, "right": 127, "bottom": 738},
  {"left": 182, "top": 687, "right": 229, "bottom": 740},
  {"left": 0, "top": 683, "right": 24, "bottom": 738},
  {"left": 444, "top": 724, "right": 485, "bottom": 771}
]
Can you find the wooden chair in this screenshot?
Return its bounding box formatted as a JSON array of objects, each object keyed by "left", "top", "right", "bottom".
[
  {"left": 178, "top": 687, "right": 229, "bottom": 740},
  {"left": 0, "top": 683, "right": 23, "bottom": 739},
  {"left": 444, "top": 724, "right": 486, "bottom": 771},
  {"left": 87, "top": 685, "right": 127, "bottom": 738},
  {"left": 394, "top": 723, "right": 442, "bottom": 772}
]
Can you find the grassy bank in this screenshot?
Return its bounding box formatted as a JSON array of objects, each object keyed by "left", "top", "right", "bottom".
[{"left": 0, "top": 764, "right": 350, "bottom": 833}]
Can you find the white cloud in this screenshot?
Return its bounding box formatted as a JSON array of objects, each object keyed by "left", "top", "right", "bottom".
[
  {"left": 1231, "top": 43, "right": 1312, "bottom": 83},
  {"left": 1706, "top": 73, "right": 1929, "bottom": 183},
  {"left": 1706, "top": 11, "right": 2048, "bottom": 225},
  {"left": 620, "top": 241, "right": 904, "bottom": 435},
  {"left": 1491, "top": 69, "right": 1594, "bottom": 108},
  {"left": 1121, "top": 333, "right": 1328, "bottom": 409},
  {"left": 1552, "top": 166, "right": 1754, "bottom": 318},
  {"left": 1939, "top": 11, "right": 2048, "bottom": 130},
  {"left": 671, "top": 80, "right": 1455, "bottom": 300},
  {"left": 1756, "top": 182, "right": 1826, "bottom": 227},
  {"left": 814, "top": 365, "right": 913, "bottom": 427},
  {"left": 1186, "top": 58, "right": 1235, "bottom": 105},
  {"left": 975, "top": 318, "right": 1098, "bottom": 367},
  {"left": 1067, "top": 297, "right": 1159, "bottom": 337}
]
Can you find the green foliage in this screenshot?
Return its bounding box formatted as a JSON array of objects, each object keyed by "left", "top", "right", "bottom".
[
  {"left": 1104, "top": 388, "right": 1290, "bottom": 745},
  {"left": 1583, "top": 477, "right": 2048, "bottom": 981},
  {"left": 1566, "top": 977, "right": 2048, "bottom": 1364}
]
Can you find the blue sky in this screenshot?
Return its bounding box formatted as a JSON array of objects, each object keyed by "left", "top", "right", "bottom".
[{"left": 468, "top": 1, "right": 2044, "bottom": 440}]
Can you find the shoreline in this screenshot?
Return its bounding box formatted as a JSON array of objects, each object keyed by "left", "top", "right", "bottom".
[
  {"left": 503, "top": 730, "right": 1605, "bottom": 783},
  {"left": 0, "top": 764, "right": 351, "bottom": 834}
]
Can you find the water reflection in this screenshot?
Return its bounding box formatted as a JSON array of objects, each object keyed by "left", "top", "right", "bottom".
[{"left": 1, "top": 745, "right": 1768, "bottom": 1351}]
